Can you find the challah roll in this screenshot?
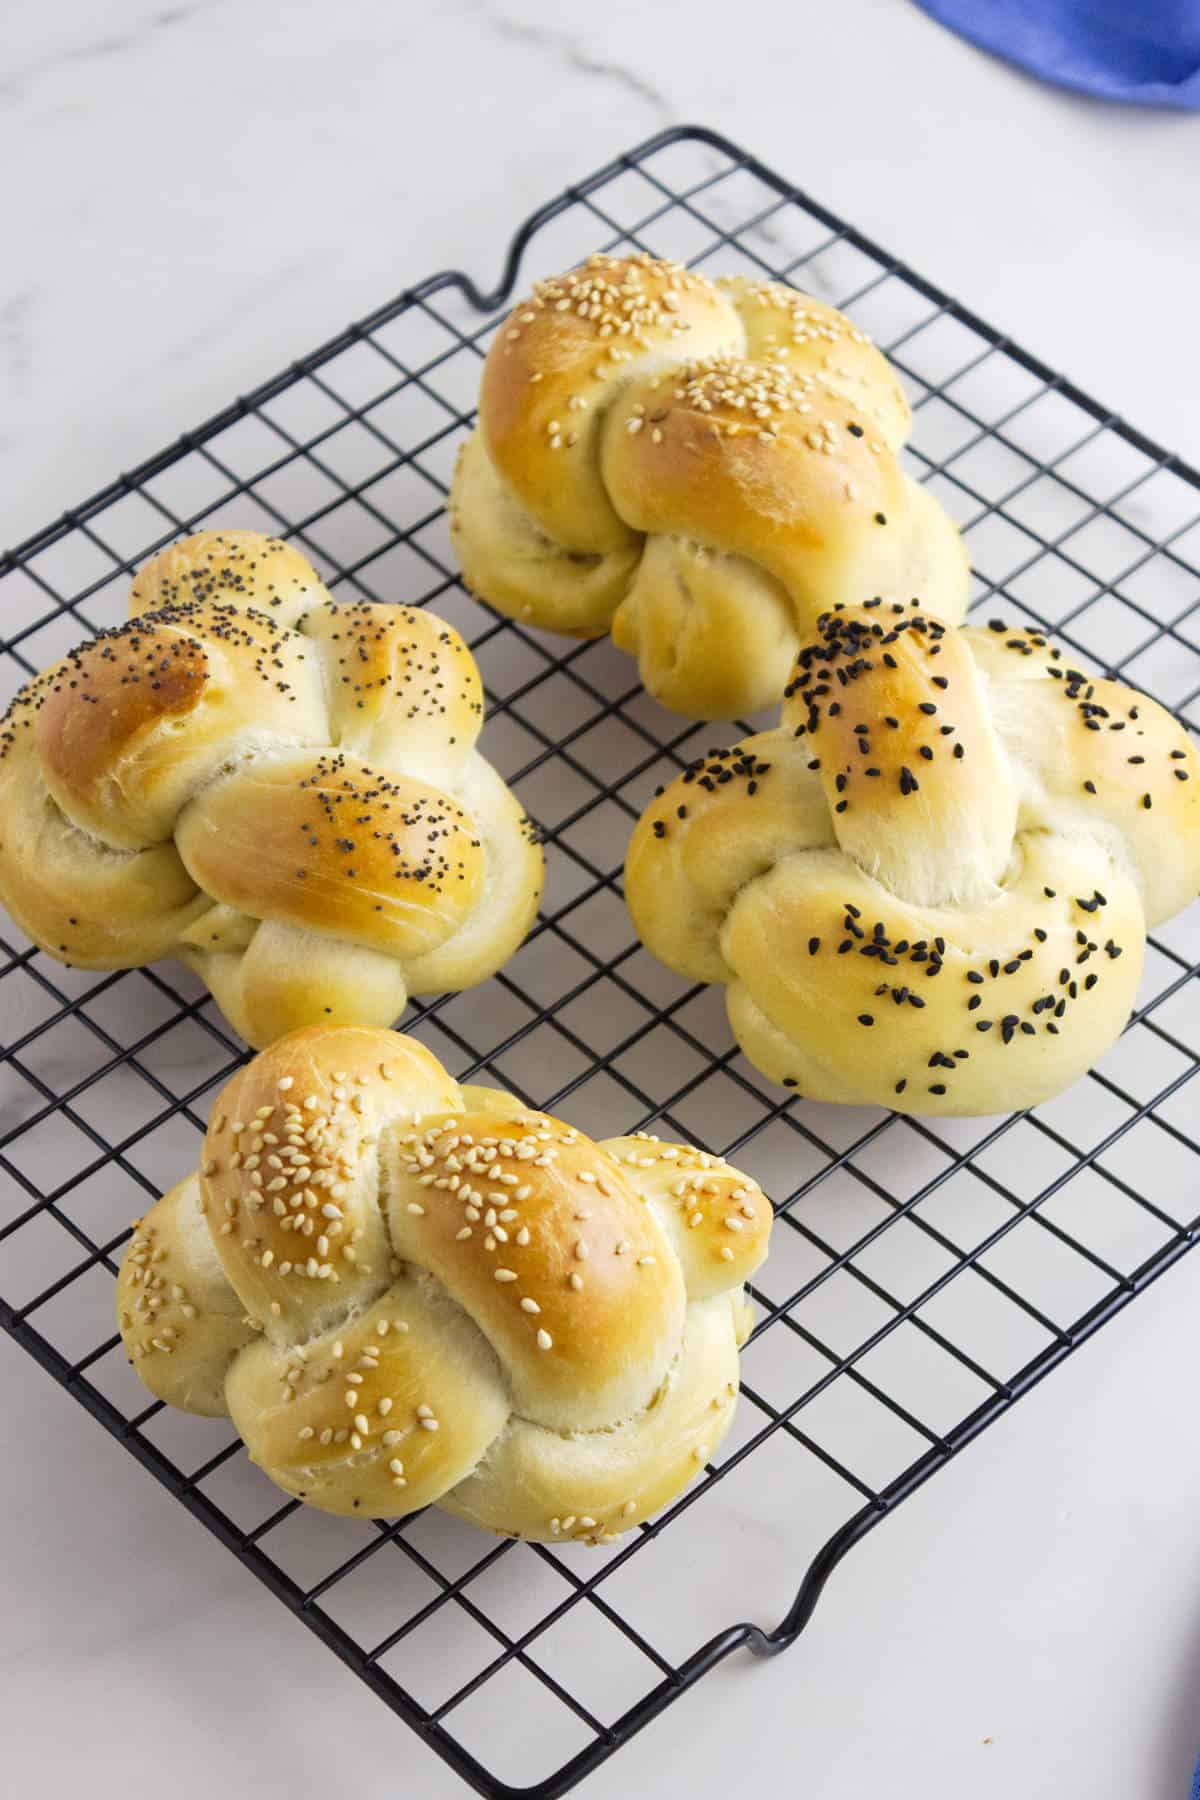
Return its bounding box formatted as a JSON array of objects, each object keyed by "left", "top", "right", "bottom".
[
  {"left": 626, "top": 603, "right": 1200, "bottom": 1115},
  {"left": 0, "top": 531, "right": 542, "bottom": 1047},
  {"left": 116, "top": 1026, "right": 773, "bottom": 1542},
  {"left": 449, "top": 253, "right": 969, "bottom": 718}
]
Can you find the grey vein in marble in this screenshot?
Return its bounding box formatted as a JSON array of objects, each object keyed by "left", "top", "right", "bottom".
[
  {"left": 473, "top": 2, "right": 673, "bottom": 118},
  {"left": 0, "top": 3, "right": 207, "bottom": 103}
]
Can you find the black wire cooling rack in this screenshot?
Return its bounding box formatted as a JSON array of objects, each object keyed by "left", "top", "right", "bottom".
[{"left": 3, "top": 125, "right": 1200, "bottom": 1799}]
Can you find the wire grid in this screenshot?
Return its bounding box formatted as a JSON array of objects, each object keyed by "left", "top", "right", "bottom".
[{"left": 2, "top": 125, "right": 1200, "bottom": 1799}]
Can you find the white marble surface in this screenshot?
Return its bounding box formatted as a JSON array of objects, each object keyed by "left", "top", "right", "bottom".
[{"left": 4, "top": 2, "right": 1200, "bottom": 1797}]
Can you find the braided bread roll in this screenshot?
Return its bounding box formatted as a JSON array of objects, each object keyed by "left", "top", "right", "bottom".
[
  {"left": 0, "top": 531, "right": 542, "bottom": 1047},
  {"left": 449, "top": 253, "right": 969, "bottom": 719},
  {"left": 116, "top": 1027, "right": 772, "bottom": 1543},
  {"left": 626, "top": 603, "right": 1200, "bottom": 1115}
]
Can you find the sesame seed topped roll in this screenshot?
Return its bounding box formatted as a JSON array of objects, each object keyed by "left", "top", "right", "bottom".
[
  {"left": 627, "top": 603, "right": 1200, "bottom": 1116},
  {"left": 449, "top": 253, "right": 969, "bottom": 717},
  {"left": 0, "top": 530, "right": 543, "bottom": 1047},
  {"left": 386, "top": 1112, "right": 687, "bottom": 1432},
  {"left": 116, "top": 1026, "right": 773, "bottom": 1544},
  {"left": 480, "top": 255, "right": 743, "bottom": 554}
]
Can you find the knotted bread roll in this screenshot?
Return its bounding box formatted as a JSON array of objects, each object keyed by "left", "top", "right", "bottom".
[
  {"left": 0, "top": 531, "right": 542, "bottom": 1047},
  {"left": 116, "top": 1026, "right": 772, "bottom": 1543},
  {"left": 626, "top": 603, "right": 1200, "bottom": 1115},
  {"left": 449, "top": 253, "right": 969, "bottom": 718}
]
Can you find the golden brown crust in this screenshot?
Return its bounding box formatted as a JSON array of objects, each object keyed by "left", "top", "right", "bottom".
[
  {"left": 175, "top": 751, "right": 485, "bottom": 958},
  {"left": 386, "top": 1113, "right": 687, "bottom": 1431},
  {"left": 30, "top": 599, "right": 327, "bottom": 849},
  {"left": 480, "top": 255, "right": 742, "bottom": 552},
  {"left": 116, "top": 1026, "right": 773, "bottom": 1537},
  {"left": 627, "top": 605, "right": 1200, "bottom": 1115},
  {"left": 719, "top": 279, "right": 910, "bottom": 448},
  {"left": 601, "top": 363, "right": 897, "bottom": 573},
  {"left": 0, "top": 532, "right": 543, "bottom": 1047},
  {"left": 199, "top": 1025, "right": 461, "bottom": 1338},
  {"left": 449, "top": 253, "right": 969, "bottom": 718}
]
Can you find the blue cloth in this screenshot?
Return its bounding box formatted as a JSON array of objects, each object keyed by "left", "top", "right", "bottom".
[
  {"left": 1193, "top": 1750, "right": 1200, "bottom": 1800},
  {"left": 913, "top": 0, "right": 1200, "bottom": 108}
]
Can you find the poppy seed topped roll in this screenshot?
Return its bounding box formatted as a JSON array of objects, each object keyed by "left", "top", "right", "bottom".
[{"left": 0, "top": 531, "right": 542, "bottom": 1045}]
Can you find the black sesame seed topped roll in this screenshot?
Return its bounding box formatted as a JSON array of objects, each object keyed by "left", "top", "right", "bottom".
[{"left": 626, "top": 602, "right": 1200, "bottom": 1116}]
